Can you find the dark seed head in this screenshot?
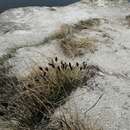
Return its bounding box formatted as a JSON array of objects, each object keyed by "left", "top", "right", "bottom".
[
  {"left": 35, "top": 78, "right": 39, "bottom": 82},
  {"left": 59, "top": 121, "right": 63, "bottom": 128},
  {"left": 80, "top": 67, "right": 83, "bottom": 70},
  {"left": 55, "top": 57, "right": 58, "bottom": 62},
  {"left": 76, "top": 62, "right": 79, "bottom": 67},
  {"left": 69, "top": 62, "right": 71, "bottom": 67},
  {"left": 57, "top": 66, "right": 61, "bottom": 71},
  {"left": 39, "top": 66, "right": 43, "bottom": 71},
  {"left": 69, "top": 62, "right": 73, "bottom": 70},
  {"left": 43, "top": 72, "right": 46, "bottom": 77},
  {"left": 48, "top": 63, "right": 55, "bottom": 68},
  {"left": 28, "top": 84, "right": 31, "bottom": 88},
  {"left": 45, "top": 67, "right": 49, "bottom": 71}
]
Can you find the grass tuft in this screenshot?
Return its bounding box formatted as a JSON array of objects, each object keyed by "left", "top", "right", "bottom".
[
  {"left": 5, "top": 58, "right": 99, "bottom": 130},
  {"left": 46, "top": 112, "right": 103, "bottom": 130},
  {"left": 49, "top": 19, "right": 99, "bottom": 57},
  {"left": 126, "top": 15, "right": 130, "bottom": 26},
  {"left": 51, "top": 24, "right": 74, "bottom": 40},
  {"left": 74, "top": 18, "right": 100, "bottom": 30},
  {"left": 6, "top": 59, "right": 81, "bottom": 129},
  {"left": 60, "top": 37, "right": 96, "bottom": 57}
]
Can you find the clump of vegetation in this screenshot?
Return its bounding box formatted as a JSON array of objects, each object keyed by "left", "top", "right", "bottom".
[
  {"left": 0, "top": 52, "right": 100, "bottom": 130},
  {"left": 51, "top": 18, "right": 100, "bottom": 41},
  {"left": 51, "top": 24, "right": 74, "bottom": 40},
  {"left": 4, "top": 57, "right": 100, "bottom": 130},
  {"left": 74, "top": 18, "right": 100, "bottom": 30},
  {"left": 125, "top": 15, "right": 130, "bottom": 20},
  {"left": 49, "top": 19, "right": 99, "bottom": 58},
  {"left": 46, "top": 112, "right": 103, "bottom": 130},
  {"left": 126, "top": 15, "right": 130, "bottom": 26},
  {"left": 61, "top": 37, "right": 96, "bottom": 57}
]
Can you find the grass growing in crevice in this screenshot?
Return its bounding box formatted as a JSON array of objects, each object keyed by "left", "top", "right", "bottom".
[
  {"left": 74, "top": 18, "right": 100, "bottom": 30},
  {"left": 5, "top": 57, "right": 100, "bottom": 130},
  {"left": 50, "top": 18, "right": 100, "bottom": 41},
  {"left": 8, "top": 59, "right": 82, "bottom": 129},
  {"left": 0, "top": 19, "right": 100, "bottom": 64},
  {"left": 48, "top": 19, "right": 100, "bottom": 58},
  {"left": 126, "top": 15, "right": 130, "bottom": 26},
  {"left": 46, "top": 112, "right": 103, "bottom": 130},
  {"left": 60, "top": 37, "right": 96, "bottom": 57},
  {"left": 0, "top": 18, "right": 102, "bottom": 130},
  {"left": 50, "top": 24, "right": 74, "bottom": 40}
]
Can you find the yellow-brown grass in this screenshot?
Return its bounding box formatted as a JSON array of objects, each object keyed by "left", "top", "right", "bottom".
[
  {"left": 60, "top": 37, "right": 96, "bottom": 57},
  {"left": 8, "top": 59, "right": 85, "bottom": 129},
  {"left": 51, "top": 18, "right": 100, "bottom": 42},
  {"left": 50, "top": 21, "right": 98, "bottom": 57},
  {"left": 4, "top": 58, "right": 100, "bottom": 130},
  {"left": 47, "top": 112, "right": 103, "bottom": 130},
  {"left": 74, "top": 18, "right": 100, "bottom": 30},
  {"left": 51, "top": 24, "right": 74, "bottom": 40}
]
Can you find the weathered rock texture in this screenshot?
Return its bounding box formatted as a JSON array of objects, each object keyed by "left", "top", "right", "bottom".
[{"left": 0, "top": 1, "right": 130, "bottom": 130}]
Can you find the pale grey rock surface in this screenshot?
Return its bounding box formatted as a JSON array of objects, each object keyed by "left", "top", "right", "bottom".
[{"left": 0, "top": 1, "right": 130, "bottom": 130}]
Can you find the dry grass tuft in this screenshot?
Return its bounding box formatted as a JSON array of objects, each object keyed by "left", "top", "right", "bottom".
[
  {"left": 126, "top": 15, "right": 130, "bottom": 26},
  {"left": 5, "top": 58, "right": 100, "bottom": 130},
  {"left": 74, "top": 18, "right": 100, "bottom": 30},
  {"left": 6, "top": 59, "right": 80, "bottom": 129},
  {"left": 50, "top": 20, "right": 98, "bottom": 58},
  {"left": 52, "top": 18, "right": 100, "bottom": 41},
  {"left": 46, "top": 112, "right": 103, "bottom": 130},
  {"left": 126, "top": 15, "right": 130, "bottom": 21},
  {"left": 60, "top": 37, "right": 96, "bottom": 57},
  {"left": 51, "top": 24, "right": 74, "bottom": 40}
]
